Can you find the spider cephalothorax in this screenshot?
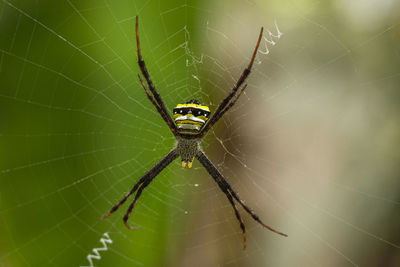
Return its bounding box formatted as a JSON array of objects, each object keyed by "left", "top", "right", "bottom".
[{"left": 101, "top": 16, "right": 287, "bottom": 249}]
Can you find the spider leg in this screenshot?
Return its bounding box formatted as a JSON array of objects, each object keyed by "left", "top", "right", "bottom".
[
  {"left": 209, "top": 84, "right": 247, "bottom": 127},
  {"left": 196, "top": 150, "right": 287, "bottom": 242},
  {"left": 136, "top": 16, "right": 177, "bottom": 135},
  {"left": 100, "top": 148, "right": 178, "bottom": 221},
  {"left": 100, "top": 174, "right": 146, "bottom": 221},
  {"left": 138, "top": 74, "right": 176, "bottom": 130},
  {"left": 227, "top": 182, "right": 287, "bottom": 237},
  {"left": 198, "top": 27, "right": 264, "bottom": 138},
  {"left": 225, "top": 191, "right": 247, "bottom": 249},
  {"left": 123, "top": 178, "right": 151, "bottom": 229},
  {"left": 213, "top": 177, "right": 247, "bottom": 248}
]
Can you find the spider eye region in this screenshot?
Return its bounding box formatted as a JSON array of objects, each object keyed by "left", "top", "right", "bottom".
[{"left": 173, "top": 103, "right": 210, "bottom": 133}]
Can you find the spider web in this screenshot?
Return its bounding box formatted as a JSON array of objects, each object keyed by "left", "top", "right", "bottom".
[{"left": 1, "top": 0, "right": 400, "bottom": 266}]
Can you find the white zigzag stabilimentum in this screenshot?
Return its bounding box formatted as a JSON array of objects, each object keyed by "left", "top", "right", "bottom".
[{"left": 80, "top": 232, "right": 113, "bottom": 267}]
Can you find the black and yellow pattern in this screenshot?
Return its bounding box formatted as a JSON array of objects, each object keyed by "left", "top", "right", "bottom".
[{"left": 173, "top": 100, "right": 210, "bottom": 132}]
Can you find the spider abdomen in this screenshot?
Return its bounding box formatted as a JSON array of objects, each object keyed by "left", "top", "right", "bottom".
[
  {"left": 173, "top": 100, "right": 210, "bottom": 134},
  {"left": 176, "top": 137, "right": 200, "bottom": 168}
]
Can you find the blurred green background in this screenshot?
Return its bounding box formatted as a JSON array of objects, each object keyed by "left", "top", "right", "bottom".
[{"left": 1, "top": 0, "right": 399, "bottom": 266}]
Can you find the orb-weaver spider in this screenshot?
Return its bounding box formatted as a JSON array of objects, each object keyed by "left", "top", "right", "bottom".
[{"left": 101, "top": 16, "right": 287, "bottom": 248}]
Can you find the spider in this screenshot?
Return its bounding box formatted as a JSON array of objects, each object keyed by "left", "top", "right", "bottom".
[{"left": 101, "top": 16, "right": 287, "bottom": 248}]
